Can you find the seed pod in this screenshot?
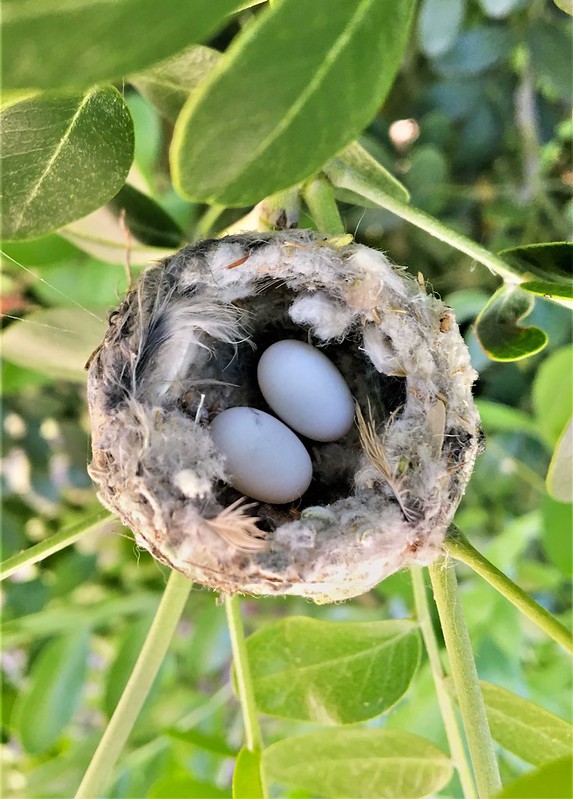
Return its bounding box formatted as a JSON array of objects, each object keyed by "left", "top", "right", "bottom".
[{"left": 87, "top": 230, "right": 481, "bottom": 603}]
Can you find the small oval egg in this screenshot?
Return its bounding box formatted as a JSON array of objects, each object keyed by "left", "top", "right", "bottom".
[
  {"left": 257, "top": 340, "right": 354, "bottom": 442},
  {"left": 210, "top": 407, "right": 312, "bottom": 504}
]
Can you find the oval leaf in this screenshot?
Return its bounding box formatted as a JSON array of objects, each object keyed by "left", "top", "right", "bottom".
[
  {"left": 1, "top": 308, "right": 106, "bottom": 382},
  {"left": 13, "top": 629, "right": 90, "bottom": 753},
  {"left": 418, "top": 0, "right": 465, "bottom": 58},
  {"left": 433, "top": 25, "right": 513, "bottom": 76},
  {"left": 172, "top": 0, "right": 416, "bottom": 205},
  {"left": 108, "top": 185, "right": 184, "bottom": 248},
  {"left": 474, "top": 285, "right": 548, "bottom": 361},
  {"left": 520, "top": 280, "right": 573, "bottom": 308},
  {"left": 2, "top": 0, "right": 246, "bottom": 91},
  {"left": 495, "top": 755, "right": 573, "bottom": 799},
  {"left": 245, "top": 617, "right": 420, "bottom": 724},
  {"left": 1, "top": 87, "right": 134, "bottom": 241},
  {"left": 233, "top": 748, "right": 264, "bottom": 799},
  {"left": 532, "top": 345, "right": 573, "bottom": 446},
  {"left": 498, "top": 242, "right": 573, "bottom": 284},
  {"left": 262, "top": 729, "right": 453, "bottom": 799},
  {"left": 547, "top": 418, "right": 573, "bottom": 503},
  {"left": 482, "top": 681, "right": 573, "bottom": 766},
  {"left": 132, "top": 45, "right": 222, "bottom": 125}
]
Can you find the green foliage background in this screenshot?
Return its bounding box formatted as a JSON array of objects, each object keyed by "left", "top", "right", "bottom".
[{"left": 1, "top": 1, "right": 571, "bottom": 797}]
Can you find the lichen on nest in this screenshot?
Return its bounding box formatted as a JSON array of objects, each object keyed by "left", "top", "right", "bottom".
[{"left": 87, "top": 230, "right": 481, "bottom": 603}]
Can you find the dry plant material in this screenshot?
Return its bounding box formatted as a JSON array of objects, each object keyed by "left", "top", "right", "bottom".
[{"left": 87, "top": 231, "right": 481, "bottom": 602}]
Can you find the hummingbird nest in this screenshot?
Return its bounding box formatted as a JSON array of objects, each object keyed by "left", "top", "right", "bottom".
[{"left": 87, "top": 230, "right": 481, "bottom": 603}]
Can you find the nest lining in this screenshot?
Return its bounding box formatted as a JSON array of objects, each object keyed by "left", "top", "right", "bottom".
[{"left": 87, "top": 230, "right": 481, "bottom": 603}]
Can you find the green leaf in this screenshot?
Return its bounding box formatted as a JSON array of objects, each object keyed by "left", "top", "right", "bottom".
[
  {"left": 0, "top": 308, "right": 105, "bottom": 382},
  {"left": 132, "top": 45, "right": 222, "bottom": 125},
  {"left": 475, "top": 400, "right": 544, "bottom": 443},
  {"left": 104, "top": 615, "right": 154, "bottom": 718},
  {"left": 498, "top": 242, "right": 573, "bottom": 284},
  {"left": 246, "top": 617, "right": 420, "bottom": 724},
  {"left": 532, "top": 346, "right": 573, "bottom": 446},
  {"left": 528, "top": 20, "right": 573, "bottom": 101},
  {"left": 60, "top": 206, "right": 175, "bottom": 266},
  {"left": 233, "top": 748, "right": 264, "bottom": 799},
  {"left": 418, "top": 0, "right": 465, "bottom": 58},
  {"left": 262, "top": 729, "right": 453, "bottom": 799},
  {"left": 2, "top": 0, "right": 246, "bottom": 91},
  {"left": 13, "top": 629, "right": 90, "bottom": 753},
  {"left": 330, "top": 140, "right": 410, "bottom": 206},
  {"left": 520, "top": 280, "right": 573, "bottom": 307},
  {"left": 433, "top": 25, "right": 513, "bottom": 76},
  {"left": 172, "top": 0, "right": 416, "bottom": 205},
  {"left": 474, "top": 285, "right": 548, "bottom": 361},
  {"left": 1, "top": 87, "right": 134, "bottom": 241},
  {"left": 542, "top": 495, "right": 573, "bottom": 576},
  {"left": 148, "top": 774, "right": 231, "bottom": 799},
  {"left": 553, "top": 0, "right": 573, "bottom": 15},
  {"left": 166, "top": 728, "right": 236, "bottom": 758},
  {"left": 31, "top": 258, "right": 130, "bottom": 310},
  {"left": 481, "top": 681, "right": 573, "bottom": 766},
  {"left": 495, "top": 756, "right": 573, "bottom": 798},
  {"left": 109, "top": 185, "right": 184, "bottom": 248},
  {"left": 547, "top": 419, "right": 573, "bottom": 503}
]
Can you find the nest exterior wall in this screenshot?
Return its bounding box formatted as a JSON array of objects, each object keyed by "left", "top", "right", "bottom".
[{"left": 87, "top": 230, "right": 481, "bottom": 603}]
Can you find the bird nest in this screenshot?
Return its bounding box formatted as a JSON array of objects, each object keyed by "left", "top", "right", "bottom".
[{"left": 87, "top": 230, "right": 481, "bottom": 603}]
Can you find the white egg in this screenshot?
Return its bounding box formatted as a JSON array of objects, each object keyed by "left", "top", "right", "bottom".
[
  {"left": 210, "top": 407, "right": 312, "bottom": 504},
  {"left": 257, "top": 339, "right": 355, "bottom": 442}
]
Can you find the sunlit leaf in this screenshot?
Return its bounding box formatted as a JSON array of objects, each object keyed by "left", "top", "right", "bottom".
[
  {"left": 475, "top": 285, "right": 547, "bottom": 361},
  {"left": 553, "top": 0, "right": 573, "bottom": 15},
  {"left": 172, "top": 0, "right": 416, "bottom": 205},
  {"left": 495, "top": 755, "right": 573, "bottom": 798},
  {"left": 1, "top": 88, "right": 134, "bottom": 241},
  {"left": 13, "top": 629, "right": 90, "bottom": 753},
  {"left": 263, "top": 729, "right": 453, "bottom": 799},
  {"left": 532, "top": 345, "right": 573, "bottom": 446},
  {"left": 132, "top": 45, "right": 222, "bottom": 125},
  {"left": 0, "top": 308, "right": 105, "bottom": 382},
  {"left": 246, "top": 617, "right": 420, "bottom": 724},
  {"left": 478, "top": 0, "right": 524, "bottom": 18},
  {"left": 482, "top": 681, "right": 573, "bottom": 766},
  {"left": 233, "top": 748, "right": 264, "bottom": 799},
  {"left": 547, "top": 418, "right": 573, "bottom": 503},
  {"left": 2, "top": 0, "right": 246, "bottom": 91},
  {"left": 520, "top": 280, "right": 573, "bottom": 307},
  {"left": 418, "top": 0, "right": 465, "bottom": 58}
]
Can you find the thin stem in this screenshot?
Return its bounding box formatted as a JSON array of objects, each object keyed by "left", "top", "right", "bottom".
[
  {"left": 429, "top": 558, "right": 502, "bottom": 799},
  {"left": 410, "top": 567, "right": 477, "bottom": 799},
  {"left": 224, "top": 594, "right": 263, "bottom": 752},
  {"left": 0, "top": 511, "right": 112, "bottom": 582},
  {"left": 303, "top": 175, "right": 345, "bottom": 235},
  {"left": 445, "top": 528, "right": 573, "bottom": 654},
  {"left": 325, "top": 162, "right": 522, "bottom": 284},
  {"left": 75, "top": 570, "right": 192, "bottom": 799},
  {"left": 194, "top": 203, "right": 226, "bottom": 240}
]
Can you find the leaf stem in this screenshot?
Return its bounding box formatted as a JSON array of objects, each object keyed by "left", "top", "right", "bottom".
[
  {"left": 428, "top": 558, "right": 502, "bottom": 799},
  {"left": 303, "top": 174, "right": 345, "bottom": 235},
  {"left": 224, "top": 594, "right": 263, "bottom": 752},
  {"left": 325, "top": 162, "right": 521, "bottom": 283},
  {"left": 0, "top": 511, "right": 112, "bottom": 582},
  {"left": 74, "top": 570, "right": 192, "bottom": 799},
  {"left": 410, "top": 566, "right": 477, "bottom": 799},
  {"left": 445, "top": 527, "right": 573, "bottom": 654}
]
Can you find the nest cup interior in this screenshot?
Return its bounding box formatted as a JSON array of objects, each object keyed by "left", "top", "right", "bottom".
[{"left": 188, "top": 285, "right": 407, "bottom": 525}]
